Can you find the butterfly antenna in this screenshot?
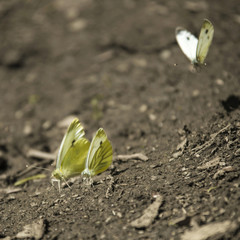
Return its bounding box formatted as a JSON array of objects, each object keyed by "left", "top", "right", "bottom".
[{"left": 26, "top": 164, "right": 51, "bottom": 172}]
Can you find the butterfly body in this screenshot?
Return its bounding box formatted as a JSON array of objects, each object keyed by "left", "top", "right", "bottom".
[{"left": 176, "top": 19, "right": 214, "bottom": 65}]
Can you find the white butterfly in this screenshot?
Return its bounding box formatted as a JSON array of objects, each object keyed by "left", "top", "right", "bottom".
[{"left": 176, "top": 19, "right": 214, "bottom": 65}]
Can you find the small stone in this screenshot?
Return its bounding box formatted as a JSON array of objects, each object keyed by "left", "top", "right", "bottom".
[
  {"left": 170, "top": 115, "right": 177, "bottom": 121},
  {"left": 215, "top": 78, "right": 224, "bottom": 86},
  {"left": 151, "top": 176, "right": 158, "bottom": 181},
  {"left": 159, "top": 50, "right": 171, "bottom": 60},
  {"left": 132, "top": 58, "right": 147, "bottom": 68},
  {"left": 117, "top": 212, "right": 122, "bottom": 218},
  {"left": 69, "top": 19, "right": 87, "bottom": 32},
  {"left": 149, "top": 113, "right": 157, "bottom": 121},
  {"left": 192, "top": 89, "right": 200, "bottom": 97},
  {"left": 23, "top": 124, "right": 32, "bottom": 136},
  {"left": 139, "top": 104, "right": 147, "bottom": 113},
  {"left": 172, "top": 151, "right": 182, "bottom": 158},
  {"left": 42, "top": 121, "right": 52, "bottom": 130},
  {"left": 126, "top": 146, "right": 132, "bottom": 151}
]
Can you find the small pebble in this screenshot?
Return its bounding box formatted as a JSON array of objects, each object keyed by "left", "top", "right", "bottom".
[
  {"left": 215, "top": 78, "right": 224, "bottom": 86},
  {"left": 159, "top": 50, "right": 171, "bottom": 60},
  {"left": 69, "top": 19, "right": 87, "bottom": 32},
  {"left": 139, "top": 104, "right": 147, "bottom": 113}
]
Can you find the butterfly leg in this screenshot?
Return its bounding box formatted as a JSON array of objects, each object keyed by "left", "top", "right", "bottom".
[
  {"left": 51, "top": 179, "right": 61, "bottom": 192},
  {"left": 58, "top": 180, "right": 61, "bottom": 193},
  {"left": 62, "top": 177, "right": 72, "bottom": 190}
]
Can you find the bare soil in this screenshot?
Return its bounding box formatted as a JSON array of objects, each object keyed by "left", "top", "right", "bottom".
[{"left": 0, "top": 0, "right": 240, "bottom": 239}]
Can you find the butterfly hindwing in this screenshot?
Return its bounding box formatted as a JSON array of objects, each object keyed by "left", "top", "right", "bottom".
[
  {"left": 56, "top": 118, "right": 85, "bottom": 169},
  {"left": 83, "top": 128, "right": 113, "bottom": 177},
  {"left": 176, "top": 27, "right": 198, "bottom": 63},
  {"left": 196, "top": 19, "right": 214, "bottom": 64},
  {"left": 60, "top": 137, "right": 90, "bottom": 179}
]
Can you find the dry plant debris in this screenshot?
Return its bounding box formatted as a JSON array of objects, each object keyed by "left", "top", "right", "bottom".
[
  {"left": 16, "top": 219, "right": 46, "bottom": 240},
  {"left": 115, "top": 153, "right": 148, "bottom": 161},
  {"left": 181, "top": 220, "right": 238, "bottom": 240},
  {"left": 130, "top": 195, "right": 163, "bottom": 228},
  {"left": 27, "top": 149, "right": 56, "bottom": 160}
]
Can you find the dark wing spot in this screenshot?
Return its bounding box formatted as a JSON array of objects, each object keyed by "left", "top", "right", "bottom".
[
  {"left": 205, "top": 29, "right": 209, "bottom": 34},
  {"left": 100, "top": 141, "right": 103, "bottom": 145},
  {"left": 71, "top": 139, "right": 76, "bottom": 146},
  {"left": 186, "top": 36, "right": 190, "bottom": 40}
]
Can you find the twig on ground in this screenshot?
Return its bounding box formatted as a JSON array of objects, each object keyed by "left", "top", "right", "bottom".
[
  {"left": 114, "top": 153, "right": 148, "bottom": 161},
  {"left": 0, "top": 187, "right": 23, "bottom": 194},
  {"left": 27, "top": 149, "right": 56, "bottom": 160},
  {"left": 130, "top": 194, "right": 163, "bottom": 228}
]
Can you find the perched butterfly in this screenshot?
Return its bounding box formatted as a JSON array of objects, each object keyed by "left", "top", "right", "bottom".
[
  {"left": 81, "top": 128, "right": 113, "bottom": 179},
  {"left": 51, "top": 118, "right": 90, "bottom": 191},
  {"left": 175, "top": 19, "right": 214, "bottom": 65}
]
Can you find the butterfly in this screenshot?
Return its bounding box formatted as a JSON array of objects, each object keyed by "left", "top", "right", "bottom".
[
  {"left": 51, "top": 118, "right": 113, "bottom": 191},
  {"left": 81, "top": 128, "right": 113, "bottom": 179},
  {"left": 175, "top": 19, "right": 214, "bottom": 65},
  {"left": 51, "top": 119, "right": 90, "bottom": 191}
]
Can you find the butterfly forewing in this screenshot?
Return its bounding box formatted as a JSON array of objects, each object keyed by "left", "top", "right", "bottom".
[
  {"left": 56, "top": 119, "right": 85, "bottom": 169},
  {"left": 196, "top": 19, "right": 214, "bottom": 64},
  {"left": 176, "top": 27, "right": 198, "bottom": 63}
]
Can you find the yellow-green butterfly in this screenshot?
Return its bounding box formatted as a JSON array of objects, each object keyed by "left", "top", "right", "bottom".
[
  {"left": 51, "top": 118, "right": 113, "bottom": 191},
  {"left": 176, "top": 19, "right": 214, "bottom": 65},
  {"left": 51, "top": 119, "right": 90, "bottom": 191},
  {"left": 81, "top": 128, "right": 113, "bottom": 178}
]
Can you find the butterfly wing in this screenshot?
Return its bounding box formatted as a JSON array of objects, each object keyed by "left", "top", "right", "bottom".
[
  {"left": 176, "top": 27, "right": 198, "bottom": 63},
  {"left": 83, "top": 128, "right": 113, "bottom": 177},
  {"left": 196, "top": 19, "right": 214, "bottom": 64},
  {"left": 56, "top": 118, "right": 85, "bottom": 169},
  {"left": 60, "top": 137, "right": 90, "bottom": 179}
]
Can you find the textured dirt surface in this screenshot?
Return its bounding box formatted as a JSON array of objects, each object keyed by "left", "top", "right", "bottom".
[{"left": 0, "top": 0, "right": 240, "bottom": 239}]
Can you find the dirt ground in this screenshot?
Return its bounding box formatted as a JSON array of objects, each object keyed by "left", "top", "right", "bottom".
[{"left": 0, "top": 0, "right": 240, "bottom": 239}]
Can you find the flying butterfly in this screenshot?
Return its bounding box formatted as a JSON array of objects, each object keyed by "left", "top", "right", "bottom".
[
  {"left": 81, "top": 128, "right": 113, "bottom": 179},
  {"left": 175, "top": 19, "right": 214, "bottom": 65},
  {"left": 51, "top": 118, "right": 90, "bottom": 191}
]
